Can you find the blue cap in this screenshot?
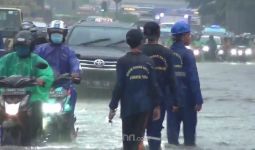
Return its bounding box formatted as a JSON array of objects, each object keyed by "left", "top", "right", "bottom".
[{"left": 171, "top": 21, "right": 191, "bottom": 35}]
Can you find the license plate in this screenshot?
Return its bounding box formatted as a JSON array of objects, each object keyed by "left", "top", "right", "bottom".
[
  {"left": 49, "top": 90, "right": 67, "bottom": 98},
  {"left": 2, "top": 88, "right": 26, "bottom": 95}
]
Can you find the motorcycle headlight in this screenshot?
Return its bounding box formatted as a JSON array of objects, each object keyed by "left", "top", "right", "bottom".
[
  {"left": 42, "top": 103, "right": 62, "bottom": 114},
  {"left": 218, "top": 50, "right": 224, "bottom": 55},
  {"left": 202, "top": 46, "right": 209, "bottom": 52},
  {"left": 238, "top": 50, "right": 243, "bottom": 56},
  {"left": 193, "top": 49, "right": 200, "bottom": 56},
  {"left": 5, "top": 102, "right": 20, "bottom": 116},
  {"left": 231, "top": 49, "right": 237, "bottom": 56},
  {"left": 245, "top": 48, "right": 252, "bottom": 55}
]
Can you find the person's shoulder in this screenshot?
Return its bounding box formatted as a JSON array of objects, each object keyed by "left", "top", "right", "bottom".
[
  {"left": 140, "top": 53, "right": 154, "bottom": 64},
  {"left": 61, "top": 44, "right": 72, "bottom": 50},
  {"left": 117, "top": 53, "right": 128, "bottom": 64},
  {"left": 183, "top": 48, "right": 195, "bottom": 60},
  {"left": 31, "top": 53, "right": 44, "bottom": 59},
  {"left": 35, "top": 43, "right": 50, "bottom": 51},
  {"left": 2, "top": 52, "right": 16, "bottom": 58}
]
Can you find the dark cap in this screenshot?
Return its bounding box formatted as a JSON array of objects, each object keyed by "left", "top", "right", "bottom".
[
  {"left": 143, "top": 21, "right": 160, "bottom": 40},
  {"left": 126, "top": 29, "right": 144, "bottom": 49}
]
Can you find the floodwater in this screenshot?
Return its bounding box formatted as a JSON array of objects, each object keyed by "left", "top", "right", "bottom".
[{"left": 2, "top": 62, "right": 255, "bottom": 150}]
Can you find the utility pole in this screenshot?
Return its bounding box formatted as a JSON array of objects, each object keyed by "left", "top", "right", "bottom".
[{"left": 113, "top": 0, "right": 121, "bottom": 19}]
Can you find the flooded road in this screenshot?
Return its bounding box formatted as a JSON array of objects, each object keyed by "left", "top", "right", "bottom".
[{"left": 2, "top": 62, "right": 255, "bottom": 150}]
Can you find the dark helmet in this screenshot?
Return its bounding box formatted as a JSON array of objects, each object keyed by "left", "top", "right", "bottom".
[
  {"left": 14, "top": 31, "right": 33, "bottom": 47},
  {"left": 13, "top": 30, "right": 34, "bottom": 52},
  {"left": 33, "top": 29, "right": 48, "bottom": 46},
  {"left": 126, "top": 29, "right": 144, "bottom": 49},
  {"left": 143, "top": 21, "right": 160, "bottom": 40}
]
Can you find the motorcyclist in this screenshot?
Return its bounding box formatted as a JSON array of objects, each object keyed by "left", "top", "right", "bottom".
[
  {"left": 206, "top": 35, "right": 217, "bottom": 60},
  {"left": 191, "top": 34, "right": 202, "bottom": 49},
  {"left": 35, "top": 20, "right": 81, "bottom": 117},
  {"left": 141, "top": 21, "right": 178, "bottom": 150},
  {"left": 0, "top": 30, "right": 54, "bottom": 145},
  {"left": 168, "top": 21, "right": 203, "bottom": 146}
]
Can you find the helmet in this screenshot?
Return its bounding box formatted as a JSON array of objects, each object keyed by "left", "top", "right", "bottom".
[
  {"left": 13, "top": 30, "right": 35, "bottom": 57},
  {"left": 143, "top": 22, "right": 160, "bottom": 40},
  {"left": 13, "top": 30, "right": 33, "bottom": 49},
  {"left": 47, "top": 20, "right": 68, "bottom": 36},
  {"left": 33, "top": 29, "right": 48, "bottom": 46},
  {"left": 171, "top": 21, "right": 191, "bottom": 35}
]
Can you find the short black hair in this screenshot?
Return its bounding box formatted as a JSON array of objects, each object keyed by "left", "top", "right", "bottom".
[
  {"left": 143, "top": 21, "right": 160, "bottom": 41},
  {"left": 126, "top": 29, "right": 144, "bottom": 49}
]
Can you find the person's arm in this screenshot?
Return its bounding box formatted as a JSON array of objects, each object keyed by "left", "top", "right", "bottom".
[
  {"left": 68, "top": 48, "right": 80, "bottom": 74},
  {"left": 109, "top": 59, "right": 125, "bottom": 110},
  {"left": 184, "top": 51, "right": 203, "bottom": 108},
  {"left": 35, "top": 56, "right": 55, "bottom": 99},
  {"left": 148, "top": 60, "right": 162, "bottom": 107},
  {"left": 0, "top": 54, "right": 8, "bottom": 76},
  {"left": 166, "top": 52, "right": 179, "bottom": 107}
]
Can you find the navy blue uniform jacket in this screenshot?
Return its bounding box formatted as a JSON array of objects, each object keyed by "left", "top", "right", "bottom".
[{"left": 109, "top": 52, "right": 162, "bottom": 118}]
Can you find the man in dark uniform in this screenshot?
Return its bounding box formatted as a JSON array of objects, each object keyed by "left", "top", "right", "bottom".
[
  {"left": 167, "top": 21, "right": 203, "bottom": 146},
  {"left": 142, "top": 21, "right": 178, "bottom": 150},
  {"left": 108, "top": 29, "right": 162, "bottom": 150}
]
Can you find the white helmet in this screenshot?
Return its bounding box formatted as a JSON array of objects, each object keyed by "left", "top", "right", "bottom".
[{"left": 47, "top": 20, "right": 67, "bottom": 36}]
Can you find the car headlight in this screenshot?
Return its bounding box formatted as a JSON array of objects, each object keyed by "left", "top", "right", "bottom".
[
  {"left": 231, "top": 49, "right": 237, "bottom": 56},
  {"left": 202, "top": 46, "right": 209, "bottom": 52},
  {"left": 245, "top": 48, "right": 252, "bottom": 55},
  {"left": 238, "top": 50, "right": 243, "bottom": 56},
  {"left": 42, "top": 103, "right": 62, "bottom": 114},
  {"left": 5, "top": 102, "right": 20, "bottom": 116},
  {"left": 193, "top": 49, "right": 200, "bottom": 56},
  {"left": 218, "top": 50, "right": 224, "bottom": 55}
]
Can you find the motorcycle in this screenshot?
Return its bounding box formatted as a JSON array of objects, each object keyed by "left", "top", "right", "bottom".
[
  {"left": 42, "top": 73, "right": 79, "bottom": 142},
  {"left": 0, "top": 76, "right": 40, "bottom": 146}
]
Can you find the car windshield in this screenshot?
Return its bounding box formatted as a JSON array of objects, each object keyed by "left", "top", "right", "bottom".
[
  {"left": 0, "top": 10, "right": 21, "bottom": 30},
  {"left": 68, "top": 26, "right": 129, "bottom": 47},
  {"left": 234, "top": 37, "right": 250, "bottom": 46}
]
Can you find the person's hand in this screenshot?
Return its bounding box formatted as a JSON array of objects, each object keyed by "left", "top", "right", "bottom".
[
  {"left": 195, "top": 104, "right": 202, "bottom": 112},
  {"left": 36, "top": 79, "right": 45, "bottom": 86},
  {"left": 108, "top": 109, "right": 116, "bottom": 123},
  {"left": 71, "top": 73, "right": 81, "bottom": 84},
  {"left": 172, "top": 105, "right": 179, "bottom": 112},
  {"left": 152, "top": 106, "right": 161, "bottom": 121}
]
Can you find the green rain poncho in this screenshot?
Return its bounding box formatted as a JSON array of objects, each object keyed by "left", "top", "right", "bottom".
[{"left": 0, "top": 52, "right": 54, "bottom": 103}]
